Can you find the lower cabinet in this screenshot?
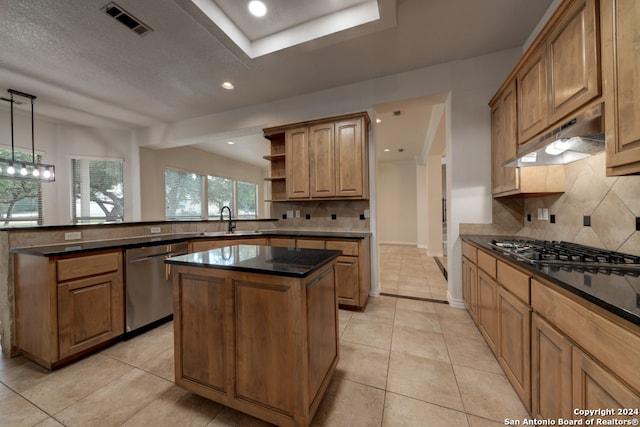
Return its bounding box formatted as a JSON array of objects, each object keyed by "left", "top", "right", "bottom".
[
  {"left": 14, "top": 250, "right": 124, "bottom": 369},
  {"left": 497, "top": 286, "right": 531, "bottom": 410},
  {"left": 265, "top": 236, "right": 371, "bottom": 310},
  {"left": 531, "top": 313, "right": 572, "bottom": 419},
  {"left": 461, "top": 239, "right": 640, "bottom": 418},
  {"left": 477, "top": 269, "right": 498, "bottom": 353},
  {"left": 572, "top": 347, "right": 639, "bottom": 410}
]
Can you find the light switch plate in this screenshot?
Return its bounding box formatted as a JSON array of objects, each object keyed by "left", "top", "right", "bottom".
[{"left": 64, "top": 231, "right": 82, "bottom": 240}]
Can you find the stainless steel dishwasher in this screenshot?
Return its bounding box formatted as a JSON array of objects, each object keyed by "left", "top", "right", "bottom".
[{"left": 124, "top": 241, "right": 188, "bottom": 336}]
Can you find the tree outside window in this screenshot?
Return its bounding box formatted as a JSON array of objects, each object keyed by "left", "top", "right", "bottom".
[
  {"left": 72, "top": 158, "right": 124, "bottom": 223},
  {"left": 165, "top": 169, "right": 203, "bottom": 219}
]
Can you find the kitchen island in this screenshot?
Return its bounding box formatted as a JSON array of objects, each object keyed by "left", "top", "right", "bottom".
[{"left": 165, "top": 244, "right": 341, "bottom": 427}]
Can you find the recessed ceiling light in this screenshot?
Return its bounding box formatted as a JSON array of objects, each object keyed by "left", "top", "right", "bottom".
[
  {"left": 227, "top": 141, "right": 235, "bottom": 145},
  {"left": 384, "top": 148, "right": 390, "bottom": 152},
  {"left": 376, "top": 118, "right": 382, "bottom": 124},
  {"left": 221, "top": 81, "right": 234, "bottom": 90},
  {"left": 248, "top": 1, "right": 267, "bottom": 17}
]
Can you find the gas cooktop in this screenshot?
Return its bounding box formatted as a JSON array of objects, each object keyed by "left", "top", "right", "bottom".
[{"left": 490, "top": 239, "right": 640, "bottom": 274}]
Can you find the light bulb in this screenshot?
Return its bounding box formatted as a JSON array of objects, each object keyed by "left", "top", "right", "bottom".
[
  {"left": 7, "top": 165, "right": 15, "bottom": 175},
  {"left": 545, "top": 138, "right": 572, "bottom": 155},
  {"left": 32, "top": 169, "right": 40, "bottom": 177},
  {"left": 248, "top": 1, "right": 267, "bottom": 17},
  {"left": 43, "top": 168, "right": 51, "bottom": 178},
  {"left": 20, "top": 165, "right": 28, "bottom": 176}
]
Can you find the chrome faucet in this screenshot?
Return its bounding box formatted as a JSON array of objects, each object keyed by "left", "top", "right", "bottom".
[{"left": 220, "top": 205, "right": 236, "bottom": 233}]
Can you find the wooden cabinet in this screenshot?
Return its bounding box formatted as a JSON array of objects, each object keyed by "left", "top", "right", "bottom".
[
  {"left": 497, "top": 286, "right": 531, "bottom": 410},
  {"left": 517, "top": 45, "right": 549, "bottom": 144},
  {"left": 602, "top": 0, "right": 640, "bottom": 175},
  {"left": 490, "top": 79, "right": 566, "bottom": 197},
  {"left": 531, "top": 313, "right": 573, "bottom": 419},
  {"left": 477, "top": 269, "right": 498, "bottom": 353},
  {"left": 264, "top": 133, "right": 287, "bottom": 201},
  {"left": 172, "top": 259, "right": 339, "bottom": 427},
  {"left": 14, "top": 250, "right": 124, "bottom": 369},
  {"left": 516, "top": 0, "right": 600, "bottom": 146},
  {"left": 286, "top": 127, "right": 311, "bottom": 199},
  {"left": 326, "top": 239, "right": 370, "bottom": 310},
  {"left": 572, "top": 347, "right": 639, "bottom": 412},
  {"left": 461, "top": 242, "right": 478, "bottom": 322},
  {"left": 263, "top": 112, "right": 370, "bottom": 201},
  {"left": 547, "top": 0, "right": 600, "bottom": 123}
]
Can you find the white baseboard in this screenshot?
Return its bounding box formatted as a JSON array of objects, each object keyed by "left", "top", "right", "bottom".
[{"left": 447, "top": 291, "right": 466, "bottom": 309}]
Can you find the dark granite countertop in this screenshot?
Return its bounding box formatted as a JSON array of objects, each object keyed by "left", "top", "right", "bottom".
[
  {"left": 165, "top": 245, "right": 341, "bottom": 278},
  {"left": 461, "top": 234, "right": 640, "bottom": 327},
  {"left": 9, "top": 229, "right": 370, "bottom": 257}
]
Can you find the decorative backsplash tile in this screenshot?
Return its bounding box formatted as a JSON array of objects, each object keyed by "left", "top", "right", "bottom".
[
  {"left": 270, "top": 200, "right": 370, "bottom": 231},
  {"left": 467, "top": 153, "right": 640, "bottom": 256}
]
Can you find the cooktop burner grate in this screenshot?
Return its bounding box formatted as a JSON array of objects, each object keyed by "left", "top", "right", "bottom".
[{"left": 490, "top": 239, "right": 640, "bottom": 273}]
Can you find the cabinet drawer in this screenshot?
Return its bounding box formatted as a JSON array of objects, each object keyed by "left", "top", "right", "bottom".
[
  {"left": 462, "top": 241, "right": 477, "bottom": 263},
  {"left": 477, "top": 250, "right": 496, "bottom": 278},
  {"left": 297, "top": 239, "right": 325, "bottom": 249},
  {"left": 326, "top": 241, "right": 358, "bottom": 256},
  {"left": 57, "top": 252, "right": 121, "bottom": 282},
  {"left": 497, "top": 261, "right": 530, "bottom": 303},
  {"left": 269, "top": 238, "right": 296, "bottom": 248}
]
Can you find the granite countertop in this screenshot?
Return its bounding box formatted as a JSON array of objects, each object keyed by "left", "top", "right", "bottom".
[
  {"left": 165, "top": 244, "right": 342, "bottom": 278},
  {"left": 8, "top": 229, "right": 371, "bottom": 257},
  {"left": 461, "top": 234, "right": 640, "bottom": 327}
]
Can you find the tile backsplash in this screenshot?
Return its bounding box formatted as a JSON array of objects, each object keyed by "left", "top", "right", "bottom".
[
  {"left": 270, "top": 200, "right": 370, "bottom": 231},
  {"left": 463, "top": 152, "right": 640, "bottom": 257}
]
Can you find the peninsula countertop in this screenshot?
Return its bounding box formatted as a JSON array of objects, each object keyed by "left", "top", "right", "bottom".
[{"left": 165, "top": 244, "right": 342, "bottom": 278}]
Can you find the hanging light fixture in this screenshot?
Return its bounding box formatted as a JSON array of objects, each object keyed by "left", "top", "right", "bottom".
[{"left": 0, "top": 89, "right": 55, "bottom": 182}]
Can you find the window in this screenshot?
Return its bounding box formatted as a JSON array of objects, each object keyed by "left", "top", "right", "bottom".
[
  {"left": 71, "top": 157, "right": 124, "bottom": 224},
  {"left": 208, "top": 176, "right": 257, "bottom": 220},
  {"left": 0, "top": 147, "right": 42, "bottom": 227},
  {"left": 164, "top": 168, "right": 258, "bottom": 220},
  {"left": 165, "top": 168, "right": 203, "bottom": 219}
]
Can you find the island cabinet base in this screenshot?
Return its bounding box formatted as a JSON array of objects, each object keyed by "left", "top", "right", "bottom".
[{"left": 172, "top": 262, "right": 339, "bottom": 427}]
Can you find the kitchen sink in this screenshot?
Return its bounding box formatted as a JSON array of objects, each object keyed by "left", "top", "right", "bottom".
[{"left": 201, "top": 230, "right": 263, "bottom": 237}]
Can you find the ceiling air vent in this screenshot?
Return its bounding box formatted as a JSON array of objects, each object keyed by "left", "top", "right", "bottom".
[
  {"left": 102, "top": 2, "right": 153, "bottom": 36},
  {"left": 393, "top": 110, "right": 403, "bottom": 116}
]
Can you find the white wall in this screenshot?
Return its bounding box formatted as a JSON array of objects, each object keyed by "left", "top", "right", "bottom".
[{"left": 377, "top": 160, "right": 418, "bottom": 244}]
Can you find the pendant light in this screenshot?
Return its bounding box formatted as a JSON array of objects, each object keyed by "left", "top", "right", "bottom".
[{"left": 1, "top": 89, "right": 55, "bottom": 182}]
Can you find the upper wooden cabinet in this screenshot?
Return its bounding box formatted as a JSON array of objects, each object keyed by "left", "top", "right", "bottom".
[
  {"left": 516, "top": 0, "right": 600, "bottom": 146},
  {"left": 602, "top": 0, "right": 640, "bottom": 175},
  {"left": 490, "top": 79, "right": 566, "bottom": 197},
  {"left": 547, "top": 0, "right": 600, "bottom": 123},
  {"left": 517, "top": 45, "right": 549, "bottom": 144},
  {"left": 264, "top": 112, "right": 370, "bottom": 201}
]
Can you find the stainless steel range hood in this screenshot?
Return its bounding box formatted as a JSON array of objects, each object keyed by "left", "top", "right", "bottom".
[{"left": 504, "top": 103, "right": 604, "bottom": 167}]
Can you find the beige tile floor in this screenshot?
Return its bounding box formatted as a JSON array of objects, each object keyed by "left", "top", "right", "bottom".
[{"left": 0, "top": 245, "right": 527, "bottom": 426}]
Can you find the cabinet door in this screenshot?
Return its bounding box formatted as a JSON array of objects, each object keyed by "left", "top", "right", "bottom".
[
  {"left": 572, "top": 347, "right": 639, "bottom": 413},
  {"left": 497, "top": 287, "right": 531, "bottom": 411},
  {"left": 57, "top": 272, "right": 124, "bottom": 358},
  {"left": 517, "top": 46, "right": 548, "bottom": 144},
  {"left": 334, "top": 118, "right": 366, "bottom": 197},
  {"left": 491, "top": 80, "right": 519, "bottom": 195},
  {"left": 603, "top": 0, "right": 640, "bottom": 174},
  {"left": 462, "top": 256, "right": 478, "bottom": 323},
  {"left": 335, "top": 255, "right": 359, "bottom": 305},
  {"left": 309, "top": 123, "right": 335, "bottom": 197},
  {"left": 547, "top": 0, "right": 599, "bottom": 123},
  {"left": 531, "top": 313, "right": 572, "bottom": 420},
  {"left": 286, "top": 127, "right": 310, "bottom": 198},
  {"left": 477, "top": 270, "right": 498, "bottom": 353}
]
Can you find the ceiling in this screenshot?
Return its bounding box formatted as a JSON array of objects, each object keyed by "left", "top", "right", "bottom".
[{"left": 0, "top": 0, "right": 554, "bottom": 167}]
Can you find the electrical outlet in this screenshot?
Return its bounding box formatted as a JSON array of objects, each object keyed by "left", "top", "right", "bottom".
[
  {"left": 64, "top": 231, "right": 82, "bottom": 240},
  {"left": 287, "top": 210, "right": 294, "bottom": 218},
  {"left": 537, "top": 208, "right": 549, "bottom": 221},
  {"left": 364, "top": 209, "right": 370, "bottom": 218},
  {"left": 150, "top": 226, "right": 161, "bottom": 234},
  {"left": 295, "top": 210, "right": 300, "bottom": 218}
]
